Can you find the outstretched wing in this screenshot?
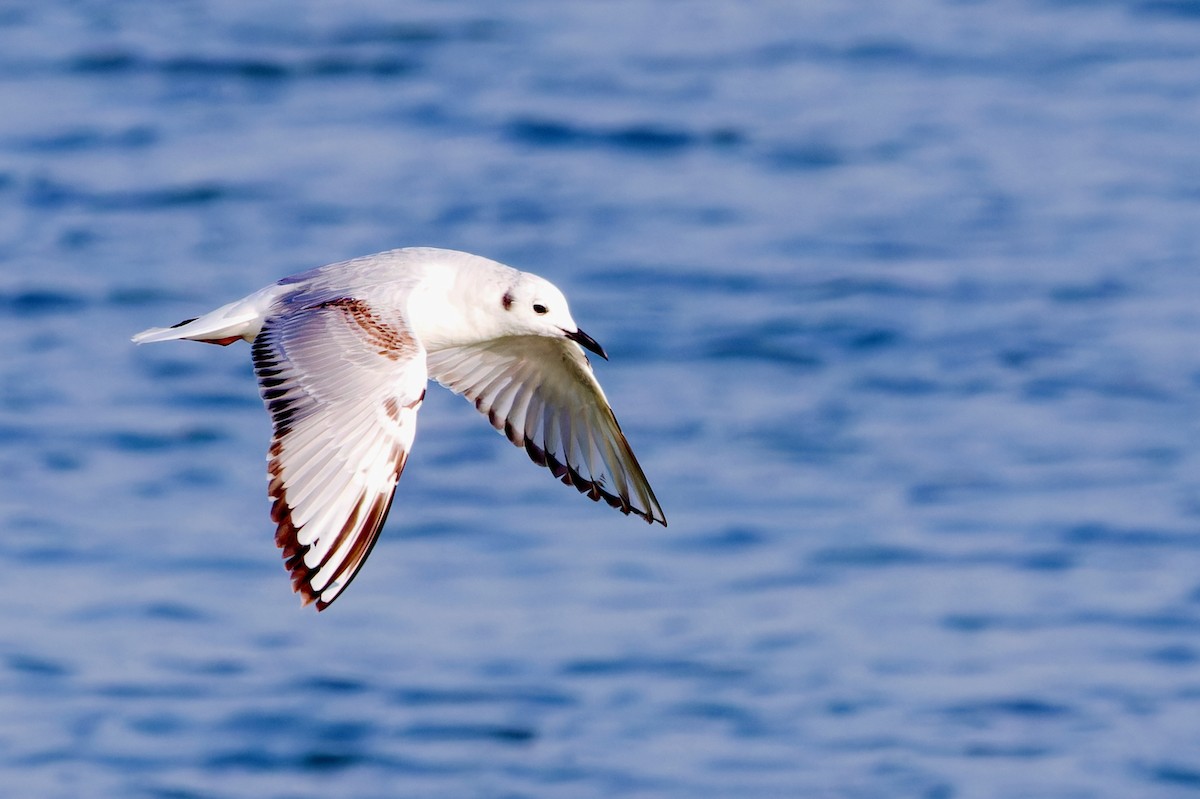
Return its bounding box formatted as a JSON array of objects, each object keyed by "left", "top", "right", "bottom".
[
  {"left": 251, "top": 297, "right": 427, "bottom": 610},
  {"left": 426, "top": 337, "right": 666, "bottom": 526}
]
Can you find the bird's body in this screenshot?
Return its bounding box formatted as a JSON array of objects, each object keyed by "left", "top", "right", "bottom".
[{"left": 133, "top": 247, "right": 665, "bottom": 609}]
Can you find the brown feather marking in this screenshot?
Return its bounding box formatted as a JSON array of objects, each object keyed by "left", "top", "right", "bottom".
[
  {"left": 265, "top": 429, "right": 411, "bottom": 611},
  {"left": 384, "top": 393, "right": 424, "bottom": 422},
  {"left": 316, "top": 298, "right": 417, "bottom": 360},
  {"left": 311, "top": 448, "right": 409, "bottom": 611},
  {"left": 383, "top": 396, "right": 401, "bottom": 422}
]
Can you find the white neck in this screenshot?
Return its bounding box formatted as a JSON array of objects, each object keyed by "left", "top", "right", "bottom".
[{"left": 404, "top": 255, "right": 516, "bottom": 351}]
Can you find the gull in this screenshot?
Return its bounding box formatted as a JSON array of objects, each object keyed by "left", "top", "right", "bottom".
[{"left": 133, "top": 247, "right": 666, "bottom": 610}]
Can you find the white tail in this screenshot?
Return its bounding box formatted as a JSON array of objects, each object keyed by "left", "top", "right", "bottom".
[{"left": 132, "top": 285, "right": 286, "bottom": 346}]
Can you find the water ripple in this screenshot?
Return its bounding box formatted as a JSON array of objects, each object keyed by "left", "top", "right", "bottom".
[
  {"left": 68, "top": 50, "right": 418, "bottom": 81},
  {"left": 506, "top": 116, "right": 742, "bottom": 155}
]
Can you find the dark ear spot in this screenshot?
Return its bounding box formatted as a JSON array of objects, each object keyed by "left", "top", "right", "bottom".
[{"left": 502, "top": 291, "right": 513, "bottom": 311}]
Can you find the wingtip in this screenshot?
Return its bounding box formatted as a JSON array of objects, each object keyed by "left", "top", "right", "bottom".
[
  {"left": 292, "top": 565, "right": 331, "bottom": 612},
  {"left": 636, "top": 504, "right": 668, "bottom": 527},
  {"left": 293, "top": 565, "right": 334, "bottom": 612}
]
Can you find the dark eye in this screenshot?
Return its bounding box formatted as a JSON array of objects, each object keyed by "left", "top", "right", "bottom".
[{"left": 532, "top": 303, "right": 548, "bottom": 315}]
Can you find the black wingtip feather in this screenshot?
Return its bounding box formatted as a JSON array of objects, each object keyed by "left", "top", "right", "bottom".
[{"left": 514, "top": 435, "right": 665, "bottom": 525}]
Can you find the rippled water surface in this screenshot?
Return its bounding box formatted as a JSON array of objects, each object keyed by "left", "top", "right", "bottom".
[{"left": 4, "top": 2, "right": 1200, "bottom": 797}]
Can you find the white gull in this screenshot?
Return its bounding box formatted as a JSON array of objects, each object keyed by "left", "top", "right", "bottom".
[{"left": 133, "top": 247, "right": 666, "bottom": 609}]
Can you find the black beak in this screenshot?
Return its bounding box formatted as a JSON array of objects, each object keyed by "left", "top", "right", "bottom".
[{"left": 565, "top": 327, "right": 608, "bottom": 360}]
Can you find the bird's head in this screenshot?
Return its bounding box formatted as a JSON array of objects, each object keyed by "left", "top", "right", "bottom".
[{"left": 499, "top": 273, "right": 608, "bottom": 359}]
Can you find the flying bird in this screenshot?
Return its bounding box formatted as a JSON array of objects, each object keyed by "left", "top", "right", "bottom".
[{"left": 133, "top": 247, "right": 666, "bottom": 609}]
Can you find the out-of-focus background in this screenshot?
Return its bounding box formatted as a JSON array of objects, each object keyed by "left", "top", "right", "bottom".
[{"left": 3, "top": 2, "right": 1200, "bottom": 797}]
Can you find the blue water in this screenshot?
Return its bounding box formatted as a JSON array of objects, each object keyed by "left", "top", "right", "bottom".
[{"left": 3, "top": 1, "right": 1200, "bottom": 797}]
